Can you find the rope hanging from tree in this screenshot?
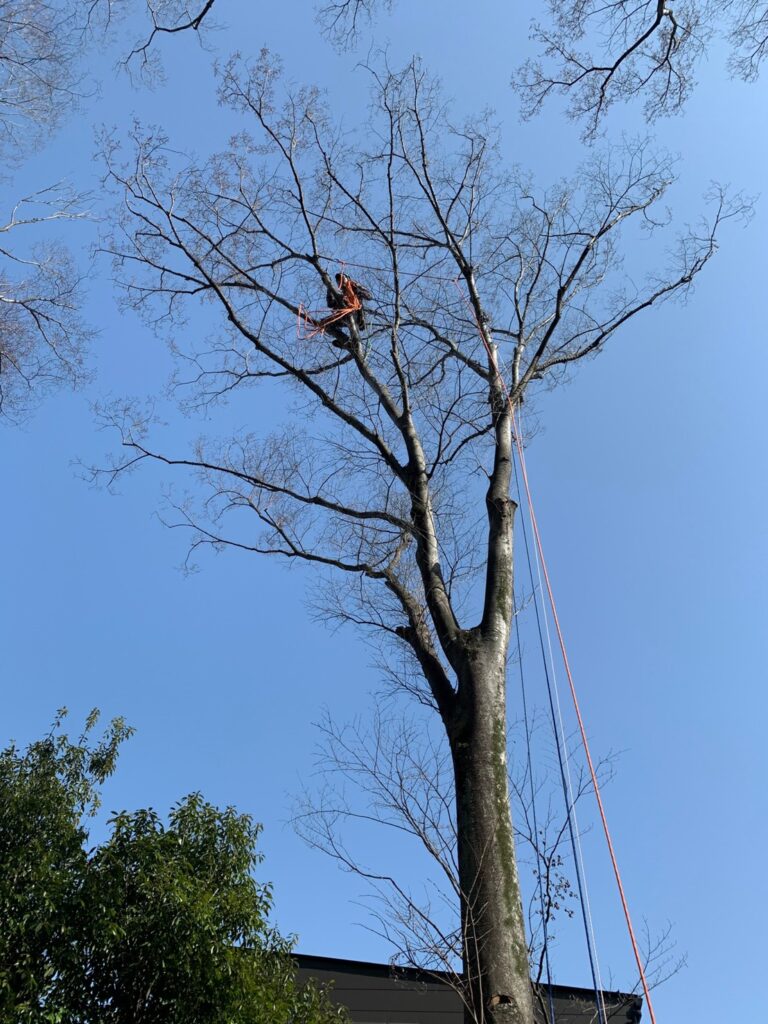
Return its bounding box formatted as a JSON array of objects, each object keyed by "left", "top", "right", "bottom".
[
  {"left": 454, "top": 275, "right": 659, "bottom": 1024},
  {"left": 512, "top": 589, "right": 559, "bottom": 1024},
  {"left": 512, "top": 445, "right": 608, "bottom": 1024}
]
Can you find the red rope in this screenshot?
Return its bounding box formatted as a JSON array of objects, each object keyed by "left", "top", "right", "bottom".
[
  {"left": 297, "top": 301, "right": 361, "bottom": 339},
  {"left": 297, "top": 264, "right": 363, "bottom": 340},
  {"left": 512, "top": 416, "right": 657, "bottom": 1024},
  {"left": 453, "top": 278, "right": 658, "bottom": 1023}
]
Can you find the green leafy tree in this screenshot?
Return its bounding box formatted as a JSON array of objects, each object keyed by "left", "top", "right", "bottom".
[
  {"left": 0, "top": 708, "right": 129, "bottom": 1022},
  {"left": 0, "top": 711, "right": 343, "bottom": 1024}
]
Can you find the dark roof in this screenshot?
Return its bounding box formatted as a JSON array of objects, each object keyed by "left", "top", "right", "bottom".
[{"left": 294, "top": 953, "right": 642, "bottom": 1023}]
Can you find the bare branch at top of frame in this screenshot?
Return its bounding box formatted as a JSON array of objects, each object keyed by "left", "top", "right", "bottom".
[
  {"left": 316, "top": 0, "right": 393, "bottom": 47},
  {"left": 515, "top": 1, "right": 768, "bottom": 137},
  {"left": 82, "top": 0, "right": 221, "bottom": 83}
]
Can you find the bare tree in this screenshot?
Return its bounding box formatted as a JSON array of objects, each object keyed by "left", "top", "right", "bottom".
[
  {"left": 0, "top": 0, "right": 223, "bottom": 420},
  {"left": 0, "top": 0, "right": 224, "bottom": 157},
  {"left": 316, "top": 0, "right": 391, "bottom": 45},
  {"left": 516, "top": 1, "right": 768, "bottom": 137},
  {"left": 83, "top": 0, "right": 220, "bottom": 81},
  {"left": 0, "top": 0, "right": 87, "bottom": 162},
  {"left": 95, "top": 52, "right": 745, "bottom": 1023},
  {"left": 294, "top": 708, "right": 681, "bottom": 1022},
  {"left": 91, "top": 0, "right": 392, "bottom": 78},
  {"left": 0, "top": 185, "right": 91, "bottom": 420},
  {"left": 0, "top": 2, "right": 95, "bottom": 421}
]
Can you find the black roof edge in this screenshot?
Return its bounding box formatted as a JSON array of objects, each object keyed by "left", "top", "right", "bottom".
[{"left": 293, "top": 953, "right": 643, "bottom": 1008}]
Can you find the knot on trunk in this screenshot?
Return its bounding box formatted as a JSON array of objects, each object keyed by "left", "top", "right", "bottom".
[
  {"left": 489, "top": 993, "right": 513, "bottom": 1007},
  {"left": 489, "top": 991, "right": 514, "bottom": 1007},
  {"left": 486, "top": 492, "right": 514, "bottom": 516},
  {"left": 488, "top": 993, "right": 525, "bottom": 1021}
]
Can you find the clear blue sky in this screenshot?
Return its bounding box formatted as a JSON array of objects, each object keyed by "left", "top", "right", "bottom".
[{"left": 2, "top": 2, "right": 766, "bottom": 1020}]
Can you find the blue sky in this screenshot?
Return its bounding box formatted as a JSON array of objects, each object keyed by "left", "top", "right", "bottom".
[{"left": 1, "top": 2, "right": 767, "bottom": 1020}]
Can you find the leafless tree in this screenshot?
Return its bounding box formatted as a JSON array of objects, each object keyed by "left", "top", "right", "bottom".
[
  {"left": 0, "top": 184, "right": 91, "bottom": 420},
  {"left": 95, "top": 51, "right": 745, "bottom": 1023},
  {"left": 0, "top": 0, "right": 221, "bottom": 420},
  {"left": 90, "top": 0, "right": 393, "bottom": 78},
  {"left": 294, "top": 707, "right": 681, "bottom": 1022},
  {"left": 0, "top": 2, "right": 94, "bottom": 422},
  {"left": 316, "top": 0, "right": 391, "bottom": 45},
  {"left": 0, "top": 0, "right": 87, "bottom": 163},
  {"left": 83, "top": 0, "right": 220, "bottom": 81},
  {"left": 516, "top": 1, "right": 768, "bottom": 137},
  {"left": 0, "top": 3, "right": 90, "bottom": 420},
  {"left": 0, "top": 0, "right": 222, "bottom": 160}
]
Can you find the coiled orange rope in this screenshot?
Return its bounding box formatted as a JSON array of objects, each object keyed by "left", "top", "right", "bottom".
[{"left": 296, "top": 267, "right": 363, "bottom": 340}]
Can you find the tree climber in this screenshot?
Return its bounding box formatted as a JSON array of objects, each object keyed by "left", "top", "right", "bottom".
[{"left": 326, "top": 272, "right": 372, "bottom": 331}]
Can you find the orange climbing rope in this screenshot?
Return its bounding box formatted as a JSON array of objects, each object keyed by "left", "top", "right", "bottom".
[
  {"left": 454, "top": 278, "right": 658, "bottom": 1024},
  {"left": 297, "top": 297, "right": 361, "bottom": 340},
  {"left": 296, "top": 268, "right": 363, "bottom": 341},
  {"left": 513, "top": 417, "right": 657, "bottom": 1024}
]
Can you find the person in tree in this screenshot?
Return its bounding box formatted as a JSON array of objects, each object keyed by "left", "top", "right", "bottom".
[{"left": 326, "top": 272, "right": 372, "bottom": 330}]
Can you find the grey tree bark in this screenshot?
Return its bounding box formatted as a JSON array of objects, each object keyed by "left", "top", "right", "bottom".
[
  {"left": 451, "top": 666, "right": 532, "bottom": 1021},
  {"left": 447, "top": 365, "right": 532, "bottom": 1021}
]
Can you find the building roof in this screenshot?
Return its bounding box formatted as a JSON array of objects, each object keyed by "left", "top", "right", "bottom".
[{"left": 294, "top": 953, "right": 643, "bottom": 1023}]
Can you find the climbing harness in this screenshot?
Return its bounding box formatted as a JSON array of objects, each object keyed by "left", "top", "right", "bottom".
[{"left": 297, "top": 266, "right": 365, "bottom": 341}]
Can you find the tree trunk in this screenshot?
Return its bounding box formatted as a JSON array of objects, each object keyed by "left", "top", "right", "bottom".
[{"left": 451, "top": 651, "right": 534, "bottom": 1024}]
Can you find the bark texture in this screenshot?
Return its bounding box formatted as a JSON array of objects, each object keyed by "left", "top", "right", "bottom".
[
  {"left": 445, "top": 378, "right": 533, "bottom": 1024},
  {"left": 451, "top": 658, "right": 534, "bottom": 1024}
]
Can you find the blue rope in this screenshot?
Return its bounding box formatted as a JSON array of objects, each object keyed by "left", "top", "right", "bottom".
[
  {"left": 513, "top": 590, "right": 557, "bottom": 1024},
  {"left": 512, "top": 445, "right": 608, "bottom": 1024}
]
